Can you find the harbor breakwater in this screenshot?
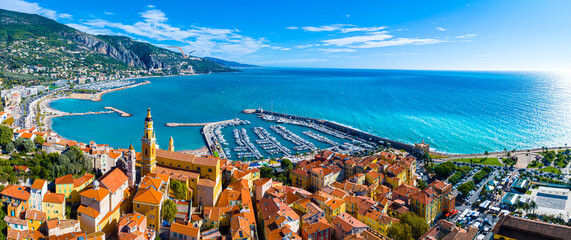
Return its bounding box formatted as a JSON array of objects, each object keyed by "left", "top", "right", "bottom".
[{"left": 244, "top": 109, "right": 425, "bottom": 156}]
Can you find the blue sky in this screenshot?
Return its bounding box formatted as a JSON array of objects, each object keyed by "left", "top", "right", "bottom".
[{"left": 1, "top": 0, "right": 570, "bottom": 70}]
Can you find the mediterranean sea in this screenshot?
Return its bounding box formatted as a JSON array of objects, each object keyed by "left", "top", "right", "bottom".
[{"left": 49, "top": 68, "right": 571, "bottom": 154}]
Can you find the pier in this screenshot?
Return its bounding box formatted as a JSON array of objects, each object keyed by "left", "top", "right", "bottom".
[
  {"left": 201, "top": 118, "right": 250, "bottom": 159},
  {"left": 166, "top": 122, "right": 209, "bottom": 127},
  {"left": 104, "top": 107, "right": 131, "bottom": 117}
]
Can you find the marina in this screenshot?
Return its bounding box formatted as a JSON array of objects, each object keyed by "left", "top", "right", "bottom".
[
  {"left": 270, "top": 125, "right": 317, "bottom": 152},
  {"left": 199, "top": 111, "right": 380, "bottom": 160},
  {"left": 303, "top": 130, "right": 338, "bottom": 146},
  {"left": 233, "top": 128, "right": 263, "bottom": 160},
  {"left": 201, "top": 118, "right": 250, "bottom": 159},
  {"left": 252, "top": 127, "right": 291, "bottom": 155}
]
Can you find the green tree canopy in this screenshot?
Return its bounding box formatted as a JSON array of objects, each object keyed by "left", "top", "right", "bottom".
[
  {"left": 4, "top": 141, "right": 14, "bottom": 153},
  {"left": 281, "top": 159, "right": 293, "bottom": 170},
  {"left": 161, "top": 199, "right": 177, "bottom": 222},
  {"left": 260, "top": 166, "right": 274, "bottom": 178},
  {"left": 400, "top": 212, "right": 429, "bottom": 239},
  {"left": 434, "top": 161, "right": 456, "bottom": 180},
  {"left": 34, "top": 135, "right": 45, "bottom": 145},
  {"left": 0, "top": 125, "right": 13, "bottom": 146},
  {"left": 170, "top": 180, "right": 188, "bottom": 200},
  {"left": 458, "top": 181, "right": 475, "bottom": 197},
  {"left": 15, "top": 138, "right": 35, "bottom": 152},
  {"left": 387, "top": 222, "right": 414, "bottom": 240}
]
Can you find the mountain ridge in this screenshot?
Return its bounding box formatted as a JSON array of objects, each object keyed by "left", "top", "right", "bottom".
[{"left": 0, "top": 8, "right": 256, "bottom": 81}]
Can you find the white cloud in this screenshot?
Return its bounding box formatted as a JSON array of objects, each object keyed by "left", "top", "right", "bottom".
[
  {"left": 287, "top": 24, "right": 386, "bottom": 33},
  {"left": 382, "top": 52, "right": 422, "bottom": 56},
  {"left": 301, "top": 24, "right": 352, "bottom": 32},
  {"left": 456, "top": 33, "right": 477, "bottom": 39},
  {"left": 147, "top": 5, "right": 156, "bottom": 8},
  {"left": 436, "top": 27, "right": 446, "bottom": 31},
  {"left": 67, "top": 23, "right": 113, "bottom": 35},
  {"left": 341, "top": 26, "right": 387, "bottom": 33},
  {"left": 320, "top": 48, "right": 357, "bottom": 53},
  {"left": 271, "top": 46, "right": 291, "bottom": 51},
  {"left": 0, "top": 0, "right": 72, "bottom": 20},
  {"left": 295, "top": 44, "right": 321, "bottom": 49},
  {"left": 104, "top": 11, "right": 114, "bottom": 15},
  {"left": 140, "top": 9, "right": 167, "bottom": 23},
  {"left": 322, "top": 32, "right": 392, "bottom": 46},
  {"left": 75, "top": 8, "right": 270, "bottom": 59},
  {"left": 354, "top": 38, "right": 444, "bottom": 48},
  {"left": 323, "top": 32, "right": 444, "bottom": 49}
]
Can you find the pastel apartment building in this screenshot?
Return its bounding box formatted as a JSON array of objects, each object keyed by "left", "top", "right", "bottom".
[
  {"left": 55, "top": 173, "right": 95, "bottom": 204},
  {"left": 117, "top": 212, "right": 156, "bottom": 240},
  {"left": 29, "top": 179, "right": 48, "bottom": 211},
  {"left": 42, "top": 192, "right": 66, "bottom": 220},
  {"left": 133, "top": 173, "right": 170, "bottom": 231},
  {"left": 331, "top": 212, "right": 369, "bottom": 240},
  {"left": 77, "top": 168, "right": 129, "bottom": 236}
]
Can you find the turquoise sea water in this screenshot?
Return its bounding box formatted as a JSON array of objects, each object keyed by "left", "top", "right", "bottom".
[{"left": 50, "top": 68, "right": 571, "bottom": 154}]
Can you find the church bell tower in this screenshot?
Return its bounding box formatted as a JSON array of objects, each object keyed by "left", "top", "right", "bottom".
[{"left": 141, "top": 108, "right": 157, "bottom": 177}]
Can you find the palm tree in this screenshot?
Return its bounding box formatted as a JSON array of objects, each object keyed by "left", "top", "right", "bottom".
[{"left": 529, "top": 201, "right": 537, "bottom": 214}]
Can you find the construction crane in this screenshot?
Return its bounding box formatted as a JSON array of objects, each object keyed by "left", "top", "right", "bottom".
[{"left": 167, "top": 46, "right": 197, "bottom": 59}]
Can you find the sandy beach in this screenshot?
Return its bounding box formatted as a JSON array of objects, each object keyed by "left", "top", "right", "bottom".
[
  {"left": 39, "top": 80, "right": 151, "bottom": 131},
  {"left": 65, "top": 80, "right": 151, "bottom": 102},
  {"left": 178, "top": 146, "right": 210, "bottom": 156}
]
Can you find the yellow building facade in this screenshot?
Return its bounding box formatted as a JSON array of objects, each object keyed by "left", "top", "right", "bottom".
[
  {"left": 290, "top": 169, "right": 309, "bottom": 190},
  {"left": 42, "top": 192, "right": 65, "bottom": 220},
  {"left": 55, "top": 173, "right": 95, "bottom": 204},
  {"left": 140, "top": 108, "right": 157, "bottom": 177},
  {"left": 137, "top": 109, "right": 222, "bottom": 208}
]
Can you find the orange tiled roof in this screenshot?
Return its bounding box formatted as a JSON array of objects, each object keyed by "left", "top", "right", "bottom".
[
  {"left": 7, "top": 229, "right": 46, "bottom": 240},
  {"left": 55, "top": 174, "right": 74, "bottom": 185},
  {"left": 0, "top": 185, "right": 30, "bottom": 201},
  {"left": 108, "top": 151, "right": 122, "bottom": 159},
  {"left": 170, "top": 222, "right": 200, "bottom": 237},
  {"left": 118, "top": 212, "right": 146, "bottom": 229},
  {"left": 253, "top": 178, "right": 272, "bottom": 186},
  {"left": 133, "top": 187, "right": 163, "bottom": 205},
  {"left": 4, "top": 216, "right": 27, "bottom": 225},
  {"left": 197, "top": 178, "right": 215, "bottom": 187},
  {"left": 77, "top": 205, "right": 100, "bottom": 218},
  {"left": 30, "top": 179, "right": 46, "bottom": 190},
  {"left": 230, "top": 216, "right": 251, "bottom": 240},
  {"left": 43, "top": 192, "right": 65, "bottom": 204},
  {"left": 411, "top": 190, "right": 434, "bottom": 205},
  {"left": 303, "top": 218, "right": 332, "bottom": 235},
  {"left": 25, "top": 209, "right": 47, "bottom": 222},
  {"left": 99, "top": 168, "right": 128, "bottom": 193},
  {"left": 80, "top": 187, "right": 110, "bottom": 201},
  {"left": 332, "top": 212, "right": 368, "bottom": 233},
  {"left": 73, "top": 173, "right": 94, "bottom": 188},
  {"left": 156, "top": 149, "right": 220, "bottom": 167},
  {"left": 20, "top": 132, "right": 34, "bottom": 139},
  {"left": 325, "top": 198, "right": 345, "bottom": 210}
]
